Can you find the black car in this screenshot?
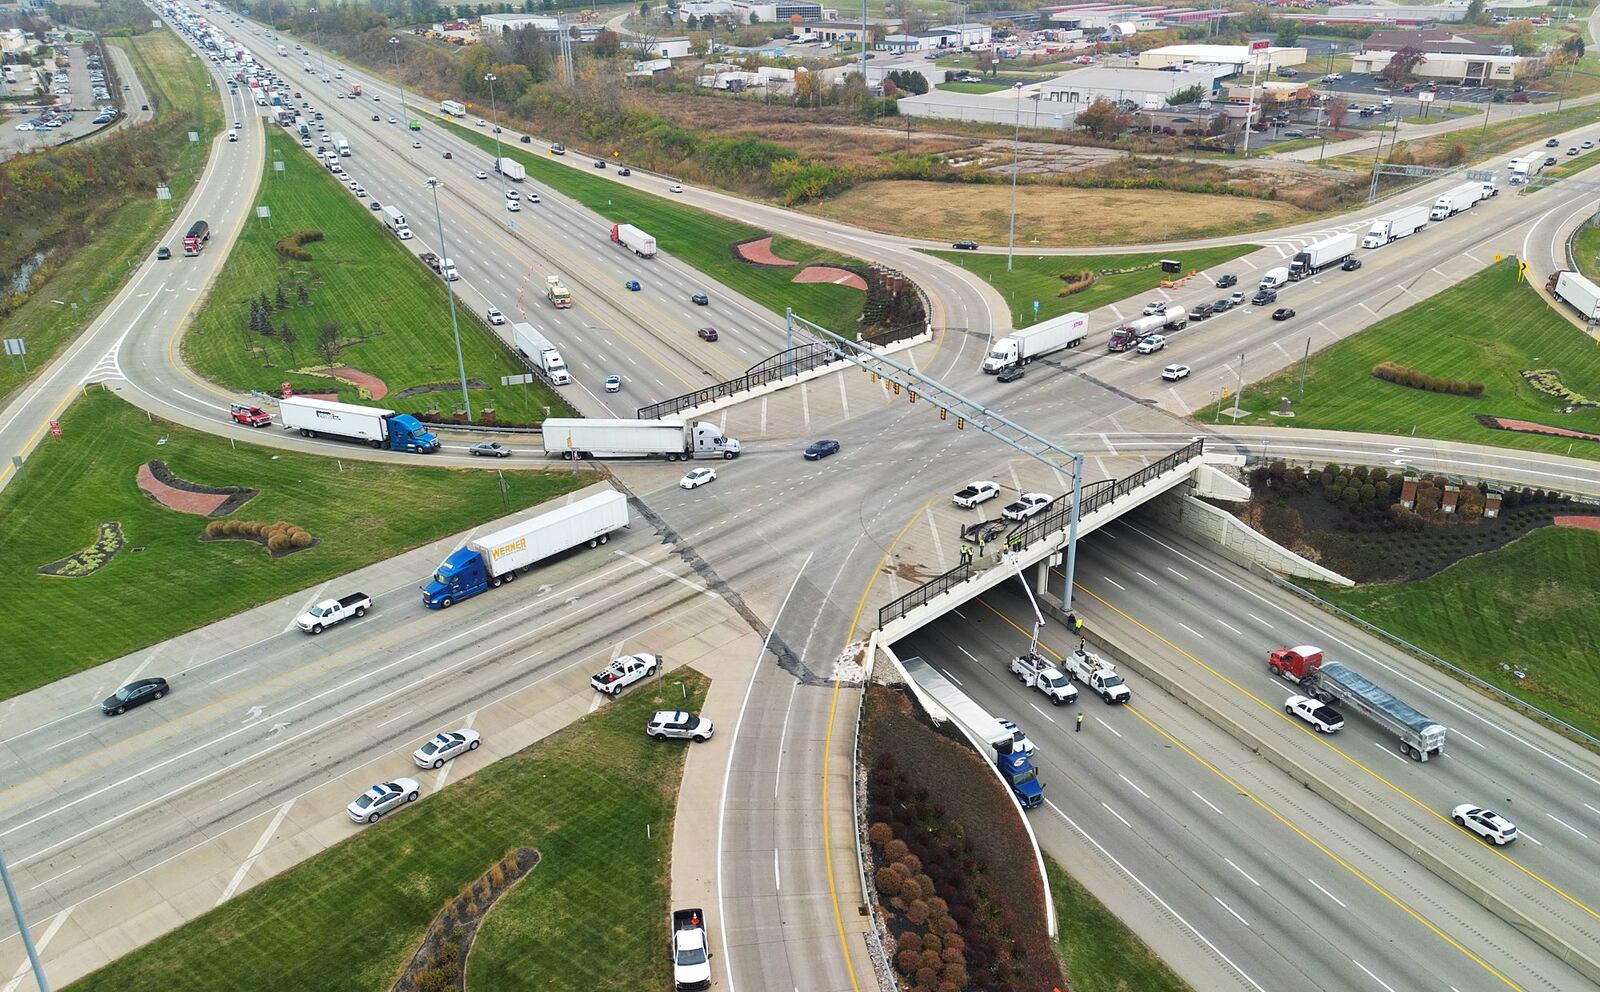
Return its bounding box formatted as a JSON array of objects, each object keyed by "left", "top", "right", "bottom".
[
  {"left": 1189, "top": 302, "right": 1214, "bottom": 320},
  {"left": 1341, "top": 257, "right": 1362, "bottom": 271},
  {"left": 618, "top": 167, "right": 632, "bottom": 176},
  {"left": 520, "top": 134, "right": 532, "bottom": 143},
  {"left": 1544, "top": 156, "right": 1558, "bottom": 167},
  {"left": 1215, "top": 273, "right": 1237, "bottom": 288},
  {"left": 156, "top": 246, "right": 171, "bottom": 260},
  {"left": 952, "top": 240, "right": 979, "bottom": 250},
  {"left": 691, "top": 293, "right": 709, "bottom": 306},
  {"left": 594, "top": 159, "right": 606, "bottom": 168},
  {"left": 1547, "top": 137, "right": 1561, "bottom": 147},
  {"left": 102, "top": 677, "right": 169, "bottom": 716},
  {"left": 996, "top": 364, "right": 1025, "bottom": 382},
  {"left": 1212, "top": 297, "right": 1233, "bottom": 312},
  {"left": 804, "top": 439, "right": 841, "bottom": 460},
  {"left": 1252, "top": 289, "right": 1277, "bottom": 305},
  {"left": 1272, "top": 307, "right": 1296, "bottom": 321}
]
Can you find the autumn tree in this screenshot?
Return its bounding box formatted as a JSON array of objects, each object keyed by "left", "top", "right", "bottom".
[
  {"left": 592, "top": 29, "right": 621, "bottom": 57},
  {"left": 1379, "top": 46, "right": 1426, "bottom": 86},
  {"left": 1324, "top": 94, "right": 1349, "bottom": 128},
  {"left": 1076, "top": 97, "right": 1130, "bottom": 139}
]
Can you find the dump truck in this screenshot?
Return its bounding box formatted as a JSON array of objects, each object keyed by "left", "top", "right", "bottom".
[
  {"left": 422, "top": 490, "right": 630, "bottom": 608},
  {"left": 540, "top": 418, "right": 741, "bottom": 461},
  {"left": 545, "top": 273, "right": 572, "bottom": 309},
  {"left": 610, "top": 223, "right": 657, "bottom": 258},
  {"left": 981, "top": 311, "right": 1088, "bottom": 372},
  {"left": 278, "top": 396, "right": 439, "bottom": 453},
  {"left": 1268, "top": 645, "right": 1446, "bottom": 761}
]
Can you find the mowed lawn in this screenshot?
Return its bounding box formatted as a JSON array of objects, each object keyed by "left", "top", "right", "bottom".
[
  {"left": 1319, "top": 527, "right": 1600, "bottom": 740},
  {"left": 429, "top": 113, "right": 869, "bottom": 334},
  {"left": 927, "top": 244, "right": 1259, "bottom": 325},
  {"left": 67, "top": 671, "right": 707, "bottom": 992},
  {"left": 0, "top": 390, "right": 584, "bottom": 698},
  {"left": 183, "top": 132, "right": 561, "bottom": 419},
  {"left": 1238, "top": 261, "right": 1600, "bottom": 459},
  {"left": 0, "top": 28, "right": 220, "bottom": 403},
  {"left": 1047, "top": 856, "right": 1193, "bottom": 992}
]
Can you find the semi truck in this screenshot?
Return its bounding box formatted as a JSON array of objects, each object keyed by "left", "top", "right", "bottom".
[
  {"left": 422, "top": 490, "right": 630, "bottom": 608},
  {"left": 183, "top": 219, "right": 210, "bottom": 255},
  {"left": 1429, "top": 182, "right": 1483, "bottom": 220},
  {"left": 545, "top": 274, "right": 572, "bottom": 309},
  {"left": 1551, "top": 269, "right": 1600, "bottom": 321},
  {"left": 991, "top": 734, "right": 1044, "bottom": 809},
  {"left": 541, "top": 418, "right": 742, "bottom": 461},
  {"left": 1107, "top": 313, "right": 1167, "bottom": 352},
  {"left": 610, "top": 223, "right": 657, "bottom": 258},
  {"left": 495, "top": 156, "right": 525, "bottom": 182},
  {"left": 1269, "top": 645, "right": 1446, "bottom": 761},
  {"left": 278, "top": 396, "right": 439, "bottom": 453},
  {"left": 381, "top": 204, "right": 412, "bottom": 240},
  {"left": 349, "top": 82, "right": 361, "bottom": 97},
  {"left": 981, "top": 311, "right": 1089, "bottom": 372},
  {"left": 1510, "top": 157, "right": 1545, "bottom": 185},
  {"left": 333, "top": 132, "right": 350, "bottom": 156},
  {"left": 670, "top": 908, "right": 713, "bottom": 991},
  {"left": 1288, "top": 231, "right": 1358, "bottom": 280},
  {"left": 1361, "top": 203, "right": 1428, "bottom": 248},
  {"left": 512, "top": 322, "right": 571, "bottom": 384}
]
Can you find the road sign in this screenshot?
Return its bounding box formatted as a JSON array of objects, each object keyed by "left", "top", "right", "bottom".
[
  {"left": 3, "top": 339, "right": 24, "bottom": 357},
  {"left": 1518, "top": 259, "right": 1528, "bottom": 280},
  {"left": 1418, "top": 91, "right": 1436, "bottom": 104},
  {"left": 1249, "top": 39, "right": 1270, "bottom": 52},
  {"left": 1032, "top": 300, "right": 1040, "bottom": 315},
  {"left": 501, "top": 373, "right": 535, "bottom": 386}
]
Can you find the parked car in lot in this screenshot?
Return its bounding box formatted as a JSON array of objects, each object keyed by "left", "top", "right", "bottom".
[
  {"left": 1272, "top": 307, "right": 1296, "bottom": 321},
  {"left": 804, "top": 439, "right": 841, "bottom": 460},
  {"left": 591, "top": 653, "right": 659, "bottom": 695},
  {"left": 1136, "top": 334, "right": 1167, "bottom": 354},
  {"left": 680, "top": 467, "right": 717, "bottom": 489},
  {"left": 1002, "top": 493, "right": 1052, "bottom": 521},
  {"left": 1161, "top": 364, "right": 1190, "bottom": 381},
  {"left": 101, "top": 677, "right": 169, "bottom": 716},
  {"left": 346, "top": 779, "right": 420, "bottom": 823},
  {"left": 648, "top": 710, "right": 714, "bottom": 741},
  {"left": 412, "top": 729, "right": 481, "bottom": 768},
  {"left": 1285, "top": 694, "right": 1344, "bottom": 732},
  {"left": 1452, "top": 804, "right": 1517, "bottom": 845}
]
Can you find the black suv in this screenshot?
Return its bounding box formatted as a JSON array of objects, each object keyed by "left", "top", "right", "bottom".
[
  {"left": 1215, "top": 273, "right": 1237, "bottom": 288},
  {"left": 1189, "top": 301, "right": 1214, "bottom": 321},
  {"left": 1252, "top": 288, "right": 1278, "bottom": 306}
]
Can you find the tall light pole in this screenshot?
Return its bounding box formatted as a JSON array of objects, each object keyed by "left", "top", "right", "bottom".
[
  {"left": 1, "top": 849, "right": 50, "bottom": 992},
  {"left": 424, "top": 177, "right": 474, "bottom": 423},
  {"left": 485, "top": 71, "right": 509, "bottom": 225},
  {"left": 388, "top": 37, "right": 406, "bottom": 112},
  {"left": 1007, "top": 81, "right": 1022, "bottom": 272}
]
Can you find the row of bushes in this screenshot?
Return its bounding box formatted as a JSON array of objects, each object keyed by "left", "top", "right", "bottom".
[
  {"left": 1056, "top": 270, "right": 1097, "bottom": 297},
  {"left": 202, "top": 518, "right": 314, "bottom": 551},
  {"left": 1371, "top": 361, "right": 1485, "bottom": 396},
  {"left": 274, "top": 229, "right": 324, "bottom": 262},
  {"left": 1521, "top": 368, "right": 1597, "bottom": 410}
]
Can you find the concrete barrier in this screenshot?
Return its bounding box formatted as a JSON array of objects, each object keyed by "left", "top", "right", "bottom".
[{"left": 1137, "top": 489, "right": 1354, "bottom": 586}]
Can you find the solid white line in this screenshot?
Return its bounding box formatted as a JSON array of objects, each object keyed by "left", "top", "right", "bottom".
[
  {"left": 1099, "top": 801, "right": 1134, "bottom": 831},
  {"left": 772, "top": 681, "right": 798, "bottom": 800},
  {"left": 1177, "top": 622, "right": 1204, "bottom": 639},
  {"left": 1, "top": 907, "right": 72, "bottom": 992},
  {"left": 1035, "top": 805, "right": 1272, "bottom": 992},
  {"left": 1545, "top": 812, "right": 1589, "bottom": 839},
  {"left": 773, "top": 848, "right": 781, "bottom": 892},
  {"left": 1094, "top": 717, "right": 1122, "bottom": 738},
  {"left": 1030, "top": 702, "right": 1056, "bottom": 724},
  {"left": 1213, "top": 895, "right": 1250, "bottom": 927},
  {"left": 1351, "top": 959, "right": 1399, "bottom": 992},
  {"left": 941, "top": 668, "right": 964, "bottom": 687},
  {"left": 216, "top": 799, "right": 296, "bottom": 906},
  {"left": 1190, "top": 790, "right": 1224, "bottom": 817},
  {"left": 716, "top": 552, "right": 813, "bottom": 992},
  {"left": 26, "top": 865, "right": 80, "bottom": 892},
  {"left": 1116, "top": 772, "right": 1150, "bottom": 799},
  {"left": 1223, "top": 857, "right": 1261, "bottom": 887},
  {"left": 613, "top": 549, "right": 718, "bottom": 599},
  {"left": 1450, "top": 727, "right": 1486, "bottom": 749},
  {"left": 1306, "top": 877, "right": 1347, "bottom": 908}
]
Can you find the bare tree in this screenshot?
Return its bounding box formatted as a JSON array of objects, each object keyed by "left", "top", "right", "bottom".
[{"left": 627, "top": 18, "right": 662, "bottom": 59}]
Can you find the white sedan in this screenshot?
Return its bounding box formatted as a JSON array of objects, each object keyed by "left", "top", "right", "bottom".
[
  {"left": 680, "top": 467, "right": 717, "bottom": 489},
  {"left": 412, "top": 729, "right": 482, "bottom": 768},
  {"left": 1452, "top": 804, "right": 1517, "bottom": 845},
  {"left": 1001, "top": 492, "right": 1052, "bottom": 521},
  {"left": 476, "top": 118, "right": 487, "bottom": 127},
  {"left": 668, "top": 183, "right": 684, "bottom": 193},
  {"left": 346, "top": 778, "right": 420, "bottom": 823},
  {"left": 1161, "top": 364, "right": 1191, "bottom": 381},
  {"left": 476, "top": 169, "right": 488, "bottom": 179},
  {"left": 590, "top": 653, "right": 659, "bottom": 695}
]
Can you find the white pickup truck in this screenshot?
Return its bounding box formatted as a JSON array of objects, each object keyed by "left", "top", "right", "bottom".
[
  {"left": 295, "top": 592, "right": 371, "bottom": 634},
  {"left": 590, "top": 653, "right": 659, "bottom": 695},
  {"left": 953, "top": 481, "right": 1000, "bottom": 509},
  {"left": 671, "top": 908, "right": 712, "bottom": 990},
  {"left": 1063, "top": 648, "right": 1131, "bottom": 704},
  {"left": 1009, "top": 653, "right": 1078, "bottom": 705}
]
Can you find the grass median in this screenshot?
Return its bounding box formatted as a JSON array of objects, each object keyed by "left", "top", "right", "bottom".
[
  {"left": 67, "top": 669, "right": 707, "bottom": 992},
  {"left": 183, "top": 131, "right": 563, "bottom": 421},
  {"left": 1317, "top": 526, "right": 1600, "bottom": 741},
  {"left": 1046, "top": 855, "right": 1193, "bottom": 992},
  {"left": 0, "top": 27, "right": 220, "bottom": 404},
  {"left": 926, "top": 244, "right": 1259, "bottom": 326},
  {"left": 426, "top": 113, "right": 869, "bottom": 335},
  {"left": 1235, "top": 261, "right": 1600, "bottom": 460},
  {"left": 0, "top": 389, "right": 584, "bottom": 699}
]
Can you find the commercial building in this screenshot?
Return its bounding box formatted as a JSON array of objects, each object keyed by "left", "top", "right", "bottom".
[
  {"left": 1362, "top": 29, "right": 1510, "bottom": 57},
  {"left": 1138, "top": 43, "right": 1306, "bottom": 74},
  {"left": 1038, "top": 65, "right": 1217, "bottom": 109},
  {"left": 1318, "top": 2, "right": 1469, "bottom": 23},
  {"left": 478, "top": 13, "right": 559, "bottom": 35},
  {"left": 876, "top": 34, "right": 938, "bottom": 54},
  {"left": 1046, "top": 4, "right": 1230, "bottom": 31},
  {"left": 679, "top": 0, "right": 829, "bottom": 21},
  {"left": 1352, "top": 49, "right": 1526, "bottom": 84}
]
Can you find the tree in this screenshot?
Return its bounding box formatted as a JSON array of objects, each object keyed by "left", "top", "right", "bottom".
[
  {"left": 688, "top": 30, "right": 710, "bottom": 56},
  {"left": 459, "top": 43, "right": 491, "bottom": 94},
  {"left": 316, "top": 322, "right": 341, "bottom": 364},
  {"left": 1502, "top": 20, "right": 1536, "bottom": 56},
  {"left": 1379, "top": 46, "right": 1426, "bottom": 86},
  {"left": 639, "top": 1, "right": 649, "bottom": 15},
  {"left": 1274, "top": 20, "right": 1299, "bottom": 46},
  {"left": 1465, "top": 0, "right": 1489, "bottom": 24},
  {"left": 1324, "top": 94, "right": 1349, "bottom": 128},
  {"left": 490, "top": 62, "right": 533, "bottom": 98},
  {"left": 748, "top": 9, "right": 759, "bottom": 22},
  {"left": 1077, "top": 97, "right": 1130, "bottom": 139},
  {"left": 1167, "top": 83, "right": 1205, "bottom": 105},
  {"left": 1562, "top": 35, "right": 1585, "bottom": 60},
  {"left": 626, "top": 21, "right": 661, "bottom": 59},
  {"left": 976, "top": 50, "right": 995, "bottom": 76}
]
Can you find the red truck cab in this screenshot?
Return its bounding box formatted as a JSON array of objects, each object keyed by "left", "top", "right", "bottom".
[
  {"left": 230, "top": 403, "right": 272, "bottom": 427},
  {"left": 1269, "top": 645, "right": 1323, "bottom": 683}
]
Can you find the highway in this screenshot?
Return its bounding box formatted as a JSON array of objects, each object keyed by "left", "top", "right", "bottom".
[{"left": 3, "top": 4, "right": 1600, "bottom": 991}]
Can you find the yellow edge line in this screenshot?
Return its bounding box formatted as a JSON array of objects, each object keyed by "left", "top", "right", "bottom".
[{"left": 974, "top": 596, "right": 1526, "bottom": 992}]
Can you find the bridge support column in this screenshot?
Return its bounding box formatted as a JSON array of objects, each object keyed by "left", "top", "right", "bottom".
[
  {"left": 1059, "top": 453, "right": 1084, "bottom": 613},
  {"left": 1034, "top": 557, "right": 1050, "bottom": 597}
]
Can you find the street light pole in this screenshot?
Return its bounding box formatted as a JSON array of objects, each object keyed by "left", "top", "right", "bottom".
[
  {"left": 388, "top": 37, "right": 406, "bottom": 113},
  {"left": 1007, "top": 81, "right": 1022, "bottom": 272},
  {"left": 424, "top": 177, "right": 474, "bottom": 423},
  {"left": 485, "top": 72, "right": 509, "bottom": 226},
  {"left": 1, "top": 849, "right": 50, "bottom": 992}
]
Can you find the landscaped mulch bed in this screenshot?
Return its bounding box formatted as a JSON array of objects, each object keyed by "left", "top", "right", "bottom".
[
  {"left": 136, "top": 460, "right": 256, "bottom": 517},
  {"left": 392, "top": 847, "right": 540, "bottom": 992}
]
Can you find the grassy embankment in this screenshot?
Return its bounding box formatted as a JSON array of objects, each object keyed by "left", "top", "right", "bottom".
[
  {"left": 429, "top": 112, "right": 869, "bottom": 335},
  {"left": 66, "top": 669, "right": 706, "bottom": 992},
  {"left": 1236, "top": 261, "right": 1600, "bottom": 460},
  {"left": 927, "top": 245, "right": 1260, "bottom": 325},
  {"left": 0, "top": 28, "right": 221, "bottom": 403},
  {"left": 0, "top": 390, "right": 585, "bottom": 699},
  {"left": 182, "top": 131, "right": 564, "bottom": 420}
]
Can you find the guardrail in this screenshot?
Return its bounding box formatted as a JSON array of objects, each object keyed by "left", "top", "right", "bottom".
[
  {"left": 877, "top": 561, "right": 972, "bottom": 630},
  {"left": 1006, "top": 438, "right": 1206, "bottom": 549}
]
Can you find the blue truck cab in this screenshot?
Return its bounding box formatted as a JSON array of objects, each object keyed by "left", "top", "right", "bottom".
[
  {"left": 384, "top": 414, "right": 439, "bottom": 453},
  {"left": 996, "top": 748, "right": 1044, "bottom": 809},
  {"left": 422, "top": 547, "right": 489, "bottom": 608}
]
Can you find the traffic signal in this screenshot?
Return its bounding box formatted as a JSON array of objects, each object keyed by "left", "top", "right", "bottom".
[
  {"left": 939, "top": 407, "right": 947, "bottom": 421},
  {"left": 956, "top": 416, "right": 965, "bottom": 430},
  {"left": 908, "top": 389, "right": 917, "bottom": 403},
  {"left": 893, "top": 382, "right": 901, "bottom": 395}
]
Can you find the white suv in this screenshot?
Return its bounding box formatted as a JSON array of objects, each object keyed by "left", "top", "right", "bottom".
[
  {"left": 1453, "top": 805, "right": 1517, "bottom": 845},
  {"left": 647, "top": 711, "right": 714, "bottom": 741}
]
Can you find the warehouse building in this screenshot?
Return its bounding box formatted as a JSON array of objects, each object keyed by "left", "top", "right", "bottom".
[
  {"left": 1137, "top": 43, "right": 1306, "bottom": 74},
  {"left": 1037, "top": 65, "right": 1217, "bottom": 109}
]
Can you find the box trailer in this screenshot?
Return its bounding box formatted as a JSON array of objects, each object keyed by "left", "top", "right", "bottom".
[
  {"left": 422, "top": 490, "right": 630, "bottom": 608},
  {"left": 1361, "top": 203, "right": 1428, "bottom": 247},
  {"left": 981, "top": 311, "right": 1089, "bottom": 372},
  {"left": 512, "top": 322, "right": 571, "bottom": 384},
  {"left": 1552, "top": 270, "right": 1600, "bottom": 321},
  {"left": 1270, "top": 646, "right": 1446, "bottom": 761},
  {"left": 542, "top": 418, "right": 742, "bottom": 461},
  {"left": 1429, "top": 182, "right": 1482, "bottom": 220},
  {"left": 278, "top": 396, "right": 439, "bottom": 453},
  {"left": 495, "top": 156, "right": 525, "bottom": 182},
  {"left": 381, "top": 204, "right": 412, "bottom": 240},
  {"left": 610, "top": 223, "right": 657, "bottom": 258},
  {"left": 1289, "top": 231, "right": 1358, "bottom": 279},
  {"left": 333, "top": 132, "right": 350, "bottom": 156}
]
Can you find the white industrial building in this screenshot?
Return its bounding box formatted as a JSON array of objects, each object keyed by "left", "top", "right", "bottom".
[
  {"left": 1038, "top": 66, "right": 1217, "bottom": 109},
  {"left": 1352, "top": 49, "right": 1525, "bottom": 84},
  {"left": 1324, "top": 2, "right": 1469, "bottom": 22},
  {"left": 1137, "top": 43, "right": 1306, "bottom": 74},
  {"left": 478, "top": 13, "right": 559, "bottom": 35},
  {"left": 676, "top": 0, "right": 830, "bottom": 21}
]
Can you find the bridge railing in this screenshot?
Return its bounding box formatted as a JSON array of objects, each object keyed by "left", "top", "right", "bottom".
[{"left": 877, "top": 561, "right": 972, "bottom": 630}]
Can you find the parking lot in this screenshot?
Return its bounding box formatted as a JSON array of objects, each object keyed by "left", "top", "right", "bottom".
[{"left": 1, "top": 44, "right": 128, "bottom": 160}]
